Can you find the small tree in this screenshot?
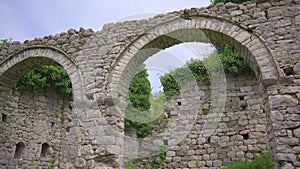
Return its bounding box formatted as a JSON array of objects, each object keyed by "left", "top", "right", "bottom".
[{"left": 125, "top": 65, "right": 152, "bottom": 138}]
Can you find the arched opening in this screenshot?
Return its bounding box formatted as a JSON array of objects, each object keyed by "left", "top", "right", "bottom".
[
  {"left": 14, "top": 142, "right": 25, "bottom": 159},
  {"left": 40, "top": 143, "right": 51, "bottom": 158},
  {"left": 111, "top": 16, "right": 280, "bottom": 168},
  {"left": 0, "top": 47, "right": 79, "bottom": 168}
]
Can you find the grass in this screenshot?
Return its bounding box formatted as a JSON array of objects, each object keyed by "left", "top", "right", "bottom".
[{"left": 222, "top": 152, "right": 274, "bottom": 169}]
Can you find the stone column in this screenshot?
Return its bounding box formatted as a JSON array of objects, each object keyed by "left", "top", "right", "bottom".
[{"left": 267, "top": 63, "right": 300, "bottom": 168}]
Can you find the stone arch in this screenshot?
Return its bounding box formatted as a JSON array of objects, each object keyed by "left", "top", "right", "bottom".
[
  {"left": 110, "top": 15, "right": 282, "bottom": 102},
  {"left": 0, "top": 46, "right": 85, "bottom": 106}
]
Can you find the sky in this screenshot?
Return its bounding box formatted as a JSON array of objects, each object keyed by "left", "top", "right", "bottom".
[
  {"left": 0, "top": 0, "right": 215, "bottom": 93},
  {"left": 0, "top": 0, "right": 211, "bottom": 42},
  {"left": 145, "top": 42, "right": 216, "bottom": 93}
]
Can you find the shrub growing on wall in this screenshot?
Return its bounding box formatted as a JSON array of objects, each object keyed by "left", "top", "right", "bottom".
[
  {"left": 16, "top": 65, "right": 72, "bottom": 100},
  {"left": 213, "top": 0, "right": 253, "bottom": 4},
  {"left": 160, "top": 45, "right": 252, "bottom": 99}
]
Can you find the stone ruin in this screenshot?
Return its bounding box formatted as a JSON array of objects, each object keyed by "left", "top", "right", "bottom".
[{"left": 0, "top": 0, "right": 300, "bottom": 168}]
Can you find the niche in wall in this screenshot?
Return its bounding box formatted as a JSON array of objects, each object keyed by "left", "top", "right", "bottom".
[
  {"left": 40, "top": 143, "right": 50, "bottom": 157},
  {"left": 14, "top": 142, "right": 25, "bottom": 159},
  {"left": 1, "top": 113, "right": 7, "bottom": 122}
]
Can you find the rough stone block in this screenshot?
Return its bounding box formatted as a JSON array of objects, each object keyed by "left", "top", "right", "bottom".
[
  {"left": 276, "top": 153, "right": 297, "bottom": 162},
  {"left": 269, "top": 95, "right": 298, "bottom": 109}
]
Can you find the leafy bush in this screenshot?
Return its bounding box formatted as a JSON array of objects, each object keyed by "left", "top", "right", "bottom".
[
  {"left": 16, "top": 65, "right": 72, "bottom": 100},
  {"left": 223, "top": 152, "right": 274, "bottom": 169},
  {"left": 213, "top": 0, "right": 253, "bottom": 4},
  {"left": 160, "top": 45, "right": 252, "bottom": 99},
  {"left": 0, "top": 39, "right": 10, "bottom": 51}
]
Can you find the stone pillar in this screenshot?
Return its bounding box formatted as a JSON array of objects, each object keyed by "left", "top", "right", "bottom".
[
  {"left": 266, "top": 64, "right": 300, "bottom": 168},
  {"left": 68, "top": 96, "right": 124, "bottom": 169}
]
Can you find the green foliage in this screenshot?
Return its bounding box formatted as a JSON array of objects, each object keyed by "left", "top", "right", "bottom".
[
  {"left": 213, "top": 0, "right": 253, "bottom": 4},
  {"left": 16, "top": 65, "right": 72, "bottom": 100},
  {"left": 159, "top": 73, "right": 180, "bottom": 100},
  {"left": 0, "top": 39, "right": 10, "bottom": 51},
  {"left": 128, "top": 65, "right": 151, "bottom": 111},
  {"left": 219, "top": 45, "right": 252, "bottom": 76},
  {"left": 150, "top": 145, "right": 167, "bottom": 169},
  {"left": 223, "top": 152, "right": 274, "bottom": 169},
  {"left": 125, "top": 146, "right": 167, "bottom": 169},
  {"left": 125, "top": 66, "right": 168, "bottom": 138},
  {"left": 151, "top": 93, "right": 166, "bottom": 114},
  {"left": 0, "top": 39, "right": 9, "bottom": 44},
  {"left": 125, "top": 65, "right": 152, "bottom": 138},
  {"left": 202, "top": 107, "right": 210, "bottom": 115},
  {"left": 125, "top": 107, "right": 153, "bottom": 138},
  {"left": 160, "top": 45, "right": 252, "bottom": 100}
]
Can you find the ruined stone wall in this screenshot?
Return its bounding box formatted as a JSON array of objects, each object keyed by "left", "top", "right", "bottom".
[
  {"left": 0, "top": 89, "right": 72, "bottom": 169},
  {"left": 0, "top": 0, "right": 299, "bottom": 168},
  {"left": 125, "top": 73, "right": 268, "bottom": 169}
]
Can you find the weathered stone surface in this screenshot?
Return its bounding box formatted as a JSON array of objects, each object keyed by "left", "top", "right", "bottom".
[
  {"left": 0, "top": 1, "right": 299, "bottom": 168},
  {"left": 269, "top": 95, "right": 298, "bottom": 109},
  {"left": 282, "top": 163, "right": 295, "bottom": 169},
  {"left": 293, "top": 61, "right": 300, "bottom": 74},
  {"left": 75, "top": 157, "right": 87, "bottom": 168},
  {"left": 294, "top": 127, "right": 300, "bottom": 138},
  {"left": 276, "top": 153, "right": 297, "bottom": 162},
  {"left": 279, "top": 138, "right": 299, "bottom": 146}
]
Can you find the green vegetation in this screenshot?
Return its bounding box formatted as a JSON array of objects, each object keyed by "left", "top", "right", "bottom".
[
  {"left": 128, "top": 65, "right": 151, "bottom": 111},
  {"left": 16, "top": 65, "right": 72, "bottom": 100},
  {"left": 223, "top": 152, "right": 274, "bottom": 169},
  {"left": 125, "top": 65, "right": 152, "bottom": 138},
  {"left": 0, "top": 39, "right": 10, "bottom": 51},
  {"left": 213, "top": 0, "right": 253, "bottom": 4},
  {"left": 202, "top": 107, "right": 210, "bottom": 115},
  {"left": 151, "top": 93, "right": 167, "bottom": 114},
  {"left": 160, "top": 45, "right": 252, "bottom": 99},
  {"left": 125, "top": 146, "right": 167, "bottom": 169},
  {"left": 125, "top": 65, "right": 167, "bottom": 138}
]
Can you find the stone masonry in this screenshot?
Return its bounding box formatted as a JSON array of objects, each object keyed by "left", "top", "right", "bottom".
[
  {"left": 125, "top": 73, "right": 267, "bottom": 169},
  {"left": 0, "top": 0, "right": 299, "bottom": 168}
]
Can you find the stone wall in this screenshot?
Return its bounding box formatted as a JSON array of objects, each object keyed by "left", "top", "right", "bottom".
[
  {"left": 0, "top": 88, "right": 72, "bottom": 169},
  {"left": 0, "top": 0, "right": 299, "bottom": 168},
  {"left": 125, "top": 72, "right": 268, "bottom": 168}
]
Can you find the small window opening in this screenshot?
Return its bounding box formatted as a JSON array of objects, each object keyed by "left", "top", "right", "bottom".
[
  {"left": 14, "top": 142, "right": 25, "bottom": 159},
  {"left": 239, "top": 96, "right": 244, "bottom": 101},
  {"left": 241, "top": 104, "right": 247, "bottom": 110},
  {"left": 206, "top": 137, "right": 211, "bottom": 143},
  {"left": 1, "top": 113, "right": 7, "bottom": 122},
  {"left": 41, "top": 143, "right": 51, "bottom": 157},
  {"left": 163, "top": 140, "right": 168, "bottom": 146},
  {"left": 242, "top": 133, "right": 249, "bottom": 140},
  {"left": 177, "top": 101, "right": 182, "bottom": 106},
  {"left": 50, "top": 122, "right": 54, "bottom": 127},
  {"left": 283, "top": 67, "right": 294, "bottom": 76}
]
